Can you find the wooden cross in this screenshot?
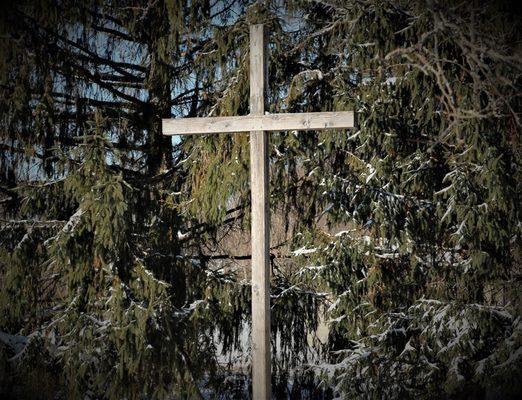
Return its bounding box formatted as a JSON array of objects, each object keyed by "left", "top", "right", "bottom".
[{"left": 162, "top": 24, "right": 354, "bottom": 399}]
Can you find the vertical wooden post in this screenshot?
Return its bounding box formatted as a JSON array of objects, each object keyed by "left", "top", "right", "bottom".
[{"left": 249, "top": 24, "right": 271, "bottom": 399}]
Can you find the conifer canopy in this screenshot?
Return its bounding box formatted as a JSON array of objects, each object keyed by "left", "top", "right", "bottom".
[{"left": 0, "top": 1, "right": 520, "bottom": 399}]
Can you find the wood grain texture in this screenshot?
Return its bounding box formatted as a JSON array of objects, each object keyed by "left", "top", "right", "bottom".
[
  {"left": 249, "top": 24, "right": 271, "bottom": 400},
  {"left": 162, "top": 111, "right": 355, "bottom": 135}
]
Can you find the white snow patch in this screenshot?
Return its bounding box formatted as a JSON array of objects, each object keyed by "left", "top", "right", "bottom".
[
  {"left": 292, "top": 247, "right": 318, "bottom": 256},
  {"left": 177, "top": 230, "right": 190, "bottom": 240}
]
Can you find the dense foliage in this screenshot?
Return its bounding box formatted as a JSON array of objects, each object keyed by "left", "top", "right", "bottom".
[{"left": 0, "top": 0, "right": 520, "bottom": 399}]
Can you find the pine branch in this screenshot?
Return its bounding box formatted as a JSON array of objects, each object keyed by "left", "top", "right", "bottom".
[
  {"left": 59, "top": 59, "right": 145, "bottom": 106},
  {"left": 90, "top": 23, "right": 135, "bottom": 43},
  {"left": 15, "top": 8, "right": 147, "bottom": 77}
]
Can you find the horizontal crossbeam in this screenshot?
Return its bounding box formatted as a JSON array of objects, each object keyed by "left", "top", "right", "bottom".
[{"left": 162, "top": 111, "right": 354, "bottom": 135}]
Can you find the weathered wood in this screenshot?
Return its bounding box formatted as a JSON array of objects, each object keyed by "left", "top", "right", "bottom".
[
  {"left": 162, "top": 111, "right": 355, "bottom": 135},
  {"left": 161, "top": 23, "right": 356, "bottom": 400},
  {"left": 249, "top": 24, "right": 271, "bottom": 400}
]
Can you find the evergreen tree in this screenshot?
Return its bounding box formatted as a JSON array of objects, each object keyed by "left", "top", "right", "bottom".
[
  {"left": 275, "top": 1, "right": 521, "bottom": 398},
  {"left": 0, "top": 1, "right": 253, "bottom": 398},
  {"left": 0, "top": 0, "right": 520, "bottom": 399}
]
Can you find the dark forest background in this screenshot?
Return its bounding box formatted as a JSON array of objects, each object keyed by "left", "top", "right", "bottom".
[{"left": 0, "top": 0, "right": 520, "bottom": 399}]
